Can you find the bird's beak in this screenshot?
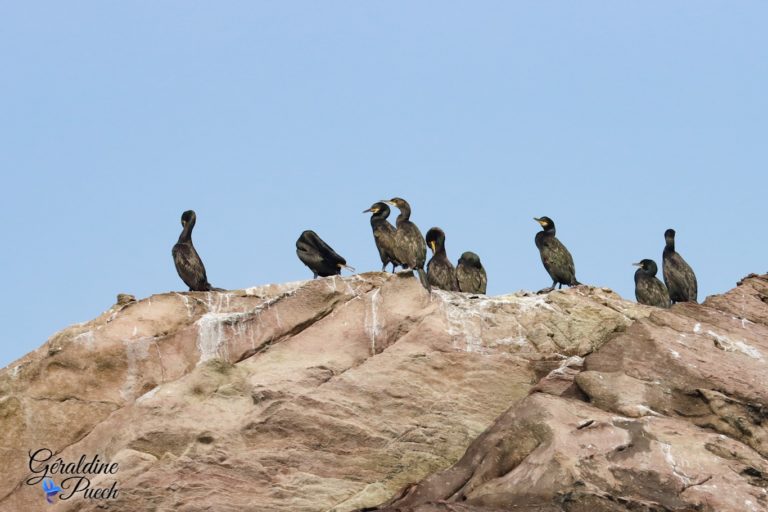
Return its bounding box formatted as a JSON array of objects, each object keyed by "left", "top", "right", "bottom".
[
  {"left": 338, "top": 263, "right": 356, "bottom": 272},
  {"left": 533, "top": 217, "right": 546, "bottom": 226},
  {"left": 362, "top": 208, "right": 372, "bottom": 213},
  {"left": 430, "top": 241, "right": 436, "bottom": 253},
  {"left": 632, "top": 262, "right": 642, "bottom": 267},
  {"left": 384, "top": 200, "right": 395, "bottom": 206}
]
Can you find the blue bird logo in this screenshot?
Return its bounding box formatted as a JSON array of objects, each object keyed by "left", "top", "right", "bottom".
[{"left": 42, "top": 478, "right": 61, "bottom": 504}]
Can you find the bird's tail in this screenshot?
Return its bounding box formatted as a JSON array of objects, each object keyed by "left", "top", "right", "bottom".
[{"left": 415, "top": 268, "right": 431, "bottom": 291}]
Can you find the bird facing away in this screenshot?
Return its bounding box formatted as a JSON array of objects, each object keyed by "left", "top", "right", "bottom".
[
  {"left": 363, "top": 202, "right": 401, "bottom": 272},
  {"left": 534, "top": 216, "right": 580, "bottom": 292},
  {"left": 662, "top": 228, "right": 698, "bottom": 304},
  {"left": 172, "top": 210, "right": 219, "bottom": 292},
  {"left": 425, "top": 227, "right": 459, "bottom": 291},
  {"left": 385, "top": 197, "right": 429, "bottom": 288},
  {"left": 296, "top": 230, "right": 354, "bottom": 279},
  {"left": 456, "top": 251, "right": 487, "bottom": 294},
  {"left": 633, "top": 259, "right": 671, "bottom": 308}
]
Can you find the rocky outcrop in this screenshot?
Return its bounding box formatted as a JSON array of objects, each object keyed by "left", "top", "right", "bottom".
[
  {"left": 368, "top": 274, "right": 768, "bottom": 512},
  {"left": 0, "top": 272, "right": 766, "bottom": 511}
]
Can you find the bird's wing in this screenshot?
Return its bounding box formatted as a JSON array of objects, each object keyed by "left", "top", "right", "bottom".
[
  {"left": 397, "top": 223, "right": 427, "bottom": 267},
  {"left": 373, "top": 226, "right": 399, "bottom": 264},
  {"left": 457, "top": 266, "right": 483, "bottom": 294},
  {"left": 173, "top": 243, "right": 209, "bottom": 290},
  {"left": 428, "top": 258, "right": 458, "bottom": 291},
  {"left": 478, "top": 267, "right": 487, "bottom": 294},
  {"left": 682, "top": 258, "right": 698, "bottom": 301},
  {"left": 296, "top": 246, "right": 327, "bottom": 270},
  {"left": 653, "top": 278, "right": 672, "bottom": 307},
  {"left": 310, "top": 234, "right": 346, "bottom": 264},
  {"left": 548, "top": 237, "right": 577, "bottom": 281},
  {"left": 558, "top": 240, "right": 576, "bottom": 277}
]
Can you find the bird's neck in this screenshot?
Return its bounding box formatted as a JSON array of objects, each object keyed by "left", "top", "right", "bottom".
[
  {"left": 371, "top": 211, "right": 389, "bottom": 226},
  {"left": 178, "top": 222, "right": 194, "bottom": 244},
  {"left": 664, "top": 240, "right": 675, "bottom": 253},
  {"left": 396, "top": 206, "right": 411, "bottom": 226}
]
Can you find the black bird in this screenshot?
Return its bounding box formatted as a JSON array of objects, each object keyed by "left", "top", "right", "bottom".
[
  {"left": 633, "top": 259, "right": 671, "bottom": 308},
  {"left": 363, "top": 202, "right": 401, "bottom": 272},
  {"left": 172, "top": 210, "right": 221, "bottom": 292},
  {"left": 534, "top": 216, "right": 580, "bottom": 292},
  {"left": 456, "top": 251, "right": 487, "bottom": 294},
  {"left": 296, "top": 230, "right": 354, "bottom": 278},
  {"left": 425, "top": 227, "right": 459, "bottom": 291},
  {"left": 386, "top": 197, "right": 429, "bottom": 288},
  {"left": 662, "top": 228, "right": 698, "bottom": 303}
]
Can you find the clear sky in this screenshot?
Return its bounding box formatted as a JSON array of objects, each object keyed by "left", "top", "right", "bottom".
[{"left": 1, "top": 2, "right": 766, "bottom": 368}]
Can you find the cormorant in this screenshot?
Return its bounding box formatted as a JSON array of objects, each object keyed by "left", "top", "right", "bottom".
[
  {"left": 385, "top": 197, "right": 429, "bottom": 289},
  {"left": 363, "top": 202, "right": 401, "bottom": 272},
  {"left": 296, "top": 230, "right": 354, "bottom": 278},
  {"left": 662, "top": 228, "right": 697, "bottom": 303},
  {"left": 425, "top": 227, "right": 459, "bottom": 291},
  {"left": 533, "top": 216, "right": 580, "bottom": 292},
  {"left": 172, "top": 210, "right": 221, "bottom": 292},
  {"left": 633, "top": 259, "right": 671, "bottom": 308},
  {"left": 456, "top": 251, "right": 487, "bottom": 294}
]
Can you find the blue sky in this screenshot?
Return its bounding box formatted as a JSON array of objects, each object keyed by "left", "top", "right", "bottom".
[{"left": 1, "top": 2, "right": 766, "bottom": 367}]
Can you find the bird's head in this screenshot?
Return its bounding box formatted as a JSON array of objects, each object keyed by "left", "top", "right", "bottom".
[
  {"left": 385, "top": 197, "right": 408, "bottom": 209},
  {"left": 181, "top": 210, "right": 196, "bottom": 226},
  {"left": 459, "top": 251, "right": 481, "bottom": 267},
  {"left": 534, "top": 216, "right": 555, "bottom": 231},
  {"left": 633, "top": 259, "right": 658, "bottom": 275},
  {"left": 425, "top": 227, "right": 446, "bottom": 254},
  {"left": 363, "top": 201, "right": 390, "bottom": 215}
]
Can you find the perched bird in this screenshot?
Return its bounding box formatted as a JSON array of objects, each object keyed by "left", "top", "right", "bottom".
[
  {"left": 386, "top": 197, "right": 429, "bottom": 288},
  {"left": 172, "top": 210, "right": 222, "bottom": 292},
  {"left": 425, "top": 227, "right": 459, "bottom": 291},
  {"left": 363, "top": 202, "right": 401, "bottom": 272},
  {"left": 533, "top": 216, "right": 580, "bottom": 292},
  {"left": 296, "top": 230, "right": 354, "bottom": 278},
  {"left": 633, "top": 259, "right": 671, "bottom": 308},
  {"left": 456, "top": 251, "right": 487, "bottom": 294},
  {"left": 662, "top": 228, "right": 698, "bottom": 303}
]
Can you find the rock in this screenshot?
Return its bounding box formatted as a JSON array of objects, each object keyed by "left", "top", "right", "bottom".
[
  {"left": 116, "top": 294, "right": 136, "bottom": 306},
  {"left": 370, "top": 394, "right": 768, "bottom": 512},
  {"left": 0, "top": 273, "right": 645, "bottom": 511},
  {"left": 3, "top": 273, "right": 767, "bottom": 511},
  {"left": 364, "top": 274, "right": 768, "bottom": 512}
]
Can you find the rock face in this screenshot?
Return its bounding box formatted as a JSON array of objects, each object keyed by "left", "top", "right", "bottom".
[
  {"left": 0, "top": 272, "right": 766, "bottom": 511},
  {"left": 369, "top": 274, "right": 768, "bottom": 512}
]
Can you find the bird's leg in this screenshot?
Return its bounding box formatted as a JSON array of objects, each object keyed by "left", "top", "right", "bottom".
[
  {"left": 558, "top": 283, "right": 563, "bottom": 290},
  {"left": 313, "top": 272, "right": 318, "bottom": 279},
  {"left": 382, "top": 262, "right": 387, "bottom": 272}
]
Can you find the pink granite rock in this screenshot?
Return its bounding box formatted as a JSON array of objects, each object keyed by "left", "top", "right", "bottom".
[{"left": 6, "top": 273, "right": 763, "bottom": 511}]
